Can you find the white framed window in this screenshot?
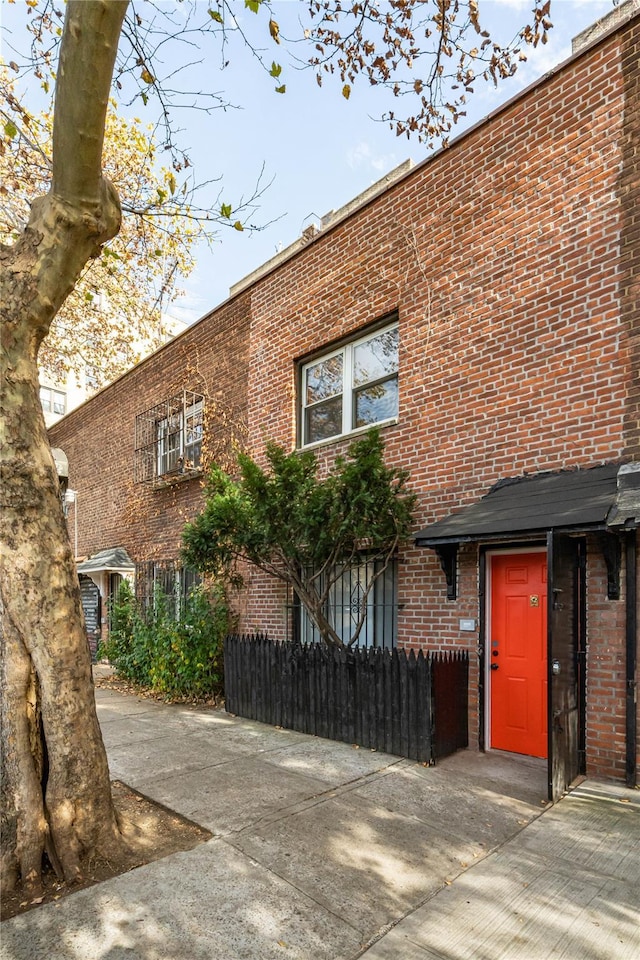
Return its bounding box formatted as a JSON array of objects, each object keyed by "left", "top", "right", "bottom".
[
  {"left": 183, "top": 397, "right": 203, "bottom": 467},
  {"left": 39, "top": 386, "right": 67, "bottom": 416},
  {"left": 300, "top": 321, "right": 399, "bottom": 446},
  {"left": 157, "top": 410, "right": 183, "bottom": 476},
  {"left": 156, "top": 397, "right": 203, "bottom": 477}
]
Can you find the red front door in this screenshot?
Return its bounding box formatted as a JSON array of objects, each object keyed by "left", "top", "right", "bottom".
[{"left": 490, "top": 552, "right": 547, "bottom": 758}]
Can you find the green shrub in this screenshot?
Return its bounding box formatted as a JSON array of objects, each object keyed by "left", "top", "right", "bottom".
[{"left": 99, "top": 580, "right": 229, "bottom": 700}]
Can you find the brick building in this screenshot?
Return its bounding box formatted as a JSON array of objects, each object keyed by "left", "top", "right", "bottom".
[{"left": 50, "top": 7, "right": 639, "bottom": 794}]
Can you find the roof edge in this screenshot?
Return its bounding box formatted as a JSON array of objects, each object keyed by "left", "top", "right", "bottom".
[{"left": 228, "top": 6, "right": 640, "bottom": 304}]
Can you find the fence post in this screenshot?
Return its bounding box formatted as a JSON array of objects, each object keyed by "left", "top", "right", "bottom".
[{"left": 432, "top": 650, "right": 469, "bottom": 760}]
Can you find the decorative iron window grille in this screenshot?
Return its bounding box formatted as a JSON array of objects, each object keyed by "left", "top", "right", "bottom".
[
  {"left": 293, "top": 557, "right": 398, "bottom": 649},
  {"left": 135, "top": 560, "right": 201, "bottom": 616},
  {"left": 135, "top": 390, "right": 204, "bottom": 483}
]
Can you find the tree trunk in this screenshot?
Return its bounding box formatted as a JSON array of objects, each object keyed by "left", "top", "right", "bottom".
[{"left": 0, "top": 0, "right": 129, "bottom": 894}]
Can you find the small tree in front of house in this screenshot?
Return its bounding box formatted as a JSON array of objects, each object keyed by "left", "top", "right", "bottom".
[{"left": 182, "top": 429, "right": 415, "bottom": 647}]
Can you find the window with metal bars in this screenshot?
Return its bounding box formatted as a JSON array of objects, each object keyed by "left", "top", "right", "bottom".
[
  {"left": 296, "top": 557, "right": 398, "bottom": 649},
  {"left": 135, "top": 390, "right": 204, "bottom": 483},
  {"left": 135, "top": 560, "right": 201, "bottom": 617}
]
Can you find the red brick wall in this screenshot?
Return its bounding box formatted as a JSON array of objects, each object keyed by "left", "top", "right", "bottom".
[
  {"left": 585, "top": 538, "right": 628, "bottom": 781},
  {"left": 48, "top": 18, "right": 639, "bottom": 783},
  {"left": 49, "top": 294, "right": 251, "bottom": 564},
  {"left": 621, "top": 24, "right": 640, "bottom": 458},
  {"left": 241, "top": 21, "right": 638, "bottom": 779}
]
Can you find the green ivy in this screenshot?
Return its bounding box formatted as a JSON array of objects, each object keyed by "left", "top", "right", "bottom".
[{"left": 99, "top": 580, "right": 230, "bottom": 699}]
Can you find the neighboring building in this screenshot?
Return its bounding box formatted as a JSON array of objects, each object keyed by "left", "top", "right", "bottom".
[
  {"left": 49, "top": 7, "right": 639, "bottom": 793},
  {"left": 40, "top": 312, "right": 187, "bottom": 427},
  {"left": 39, "top": 379, "right": 71, "bottom": 428}
]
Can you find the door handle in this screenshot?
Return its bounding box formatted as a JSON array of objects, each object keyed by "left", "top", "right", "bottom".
[{"left": 490, "top": 663, "right": 499, "bottom": 671}]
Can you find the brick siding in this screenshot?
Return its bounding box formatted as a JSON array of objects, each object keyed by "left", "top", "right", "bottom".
[
  {"left": 49, "top": 16, "right": 639, "bottom": 783},
  {"left": 239, "top": 19, "right": 639, "bottom": 780},
  {"left": 50, "top": 293, "right": 251, "bottom": 563}
]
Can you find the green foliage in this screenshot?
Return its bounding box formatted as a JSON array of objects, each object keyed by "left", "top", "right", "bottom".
[
  {"left": 99, "top": 580, "right": 230, "bottom": 700},
  {"left": 182, "top": 429, "right": 415, "bottom": 646}
]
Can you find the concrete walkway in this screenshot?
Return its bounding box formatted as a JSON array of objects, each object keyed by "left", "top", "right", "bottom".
[{"left": 1, "top": 681, "right": 638, "bottom": 960}]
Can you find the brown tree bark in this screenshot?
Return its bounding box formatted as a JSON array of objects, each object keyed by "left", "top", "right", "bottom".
[{"left": 0, "top": 1, "right": 129, "bottom": 894}]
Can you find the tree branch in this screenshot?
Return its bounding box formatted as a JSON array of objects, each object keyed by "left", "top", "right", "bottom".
[{"left": 52, "top": 1, "right": 128, "bottom": 206}]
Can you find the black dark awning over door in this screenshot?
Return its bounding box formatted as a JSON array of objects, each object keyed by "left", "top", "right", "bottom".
[
  {"left": 415, "top": 464, "right": 621, "bottom": 547},
  {"left": 414, "top": 463, "right": 637, "bottom": 601}
]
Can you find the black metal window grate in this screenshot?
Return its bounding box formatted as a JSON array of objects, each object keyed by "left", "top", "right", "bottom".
[
  {"left": 293, "top": 557, "right": 398, "bottom": 649},
  {"left": 135, "top": 560, "right": 201, "bottom": 616}
]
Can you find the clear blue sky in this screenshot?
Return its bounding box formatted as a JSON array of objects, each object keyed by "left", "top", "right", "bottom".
[{"left": 1, "top": 0, "right": 618, "bottom": 324}]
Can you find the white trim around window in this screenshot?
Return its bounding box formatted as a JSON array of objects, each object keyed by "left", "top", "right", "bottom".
[
  {"left": 156, "top": 397, "right": 203, "bottom": 478},
  {"left": 300, "top": 321, "right": 399, "bottom": 447},
  {"left": 39, "top": 386, "right": 67, "bottom": 416}
]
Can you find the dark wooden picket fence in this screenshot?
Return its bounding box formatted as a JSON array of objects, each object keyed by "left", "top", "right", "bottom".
[{"left": 224, "top": 634, "right": 469, "bottom": 764}]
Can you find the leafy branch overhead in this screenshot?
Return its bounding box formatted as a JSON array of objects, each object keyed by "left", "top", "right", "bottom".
[
  {"left": 6, "top": 1, "right": 555, "bottom": 166},
  {"left": 305, "top": 0, "right": 554, "bottom": 144},
  {"left": 182, "top": 429, "right": 416, "bottom": 647},
  {"left": 237, "top": 0, "right": 554, "bottom": 145},
  {"left": 0, "top": 64, "right": 272, "bottom": 384}
]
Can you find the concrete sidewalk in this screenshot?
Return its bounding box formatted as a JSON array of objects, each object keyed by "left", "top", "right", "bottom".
[{"left": 1, "top": 682, "right": 638, "bottom": 960}]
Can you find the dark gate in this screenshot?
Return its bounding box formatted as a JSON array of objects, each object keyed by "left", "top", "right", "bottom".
[
  {"left": 79, "top": 574, "right": 101, "bottom": 661},
  {"left": 224, "top": 635, "right": 469, "bottom": 764},
  {"left": 547, "top": 532, "right": 585, "bottom": 801}
]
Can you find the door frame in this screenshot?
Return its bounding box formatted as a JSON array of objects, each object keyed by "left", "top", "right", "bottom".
[
  {"left": 482, "top": 544, "right": 547, "bottom": 753},
  {"left": 546, "top": 532, "right": 587, "bottom": 800}
]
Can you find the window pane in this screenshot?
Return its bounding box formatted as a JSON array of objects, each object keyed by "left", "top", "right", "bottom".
[
  {"left": 353, "top": 327, "right": 398, "bottom": 387},
  {"left": 85, "top": 365, "right": 99, "bottom": 391},
  {"left": 39, "top": 388, "right": 51, "bottom": 412},
  {"left": 374, "top": 560, "right": 397, "bottom": 650},
  {"left": 354, "top": 376, "right": 398, "bottom": 427},
  {"left": 305, "top": 354, "right": 343, "bottom": 405},
  {"left": 185, "top": 419, "right": 202, "bottom": 445},
  {"left": 53, "top": 391, "right": 66, "bottom": 415},
  {"left": 328, "top": 564, "right": 372, "bottom": 645},
  {"left": 158, "top": 418, "right": 181, "bottom": 474},
  {"left": 184, "top": 440, "right": 202, "bottom": 468},
  {"left": 305, "top": 395, "right": 343, "bottom": 443},
  {"left": 166, "top": 430, "right": 181, "bottom": 470},
  {"left": 184, "top": 402, "right": 203, "bottom": 467}
]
